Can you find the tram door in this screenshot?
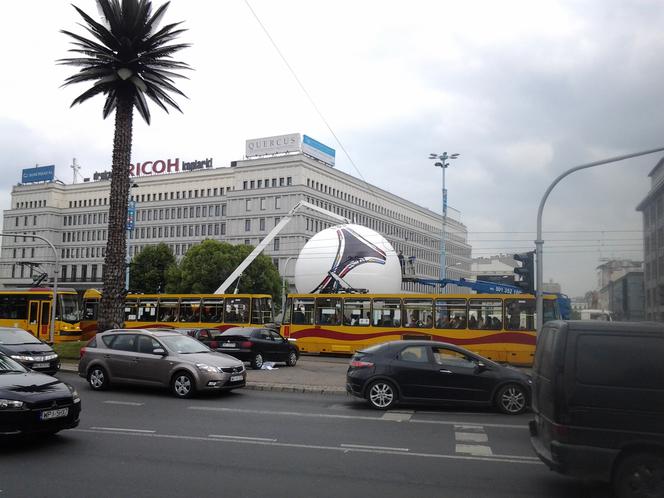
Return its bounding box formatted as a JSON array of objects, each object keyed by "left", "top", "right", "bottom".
[{"left": 27, "top": 300, "right": 51, "bottom": 340}]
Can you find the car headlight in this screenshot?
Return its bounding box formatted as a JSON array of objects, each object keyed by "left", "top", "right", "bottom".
[
  {"left": 67, "top": 384, "right": 81, "bottom": 404},
  {"left": 196, "top": 363, "right": 220, "bottom": 373},
  {"left": 0, "top": 399, "right": 25, "bottom": 409},
  {"left": 11, "top": 355, "right": 35, "bottom": 362}
]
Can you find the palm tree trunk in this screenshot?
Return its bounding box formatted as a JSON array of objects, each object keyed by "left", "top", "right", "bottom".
[{"left": 97, "top": 94, "right": 134, "bottom": 333}]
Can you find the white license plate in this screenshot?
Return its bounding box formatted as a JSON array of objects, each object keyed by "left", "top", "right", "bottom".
[
  {"left": 230, "top": 375, "right": 243, "bottom": 382},
  {"left": 222, "top": 343, "right": 236, "bottom": 348},
  {"left": 41, "top": 407, "right": 69, "bottom": 420},
  {"left": 33, "top": 362, "right": 49, "bottom": 369}
]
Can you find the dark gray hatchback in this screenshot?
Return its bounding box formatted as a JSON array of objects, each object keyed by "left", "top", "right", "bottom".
[
  {"left": 79, "top": 329, "right": 246, "bottom": 398},
  {"left": 529, "top": 320, "right": 664, "bottom": 498}
]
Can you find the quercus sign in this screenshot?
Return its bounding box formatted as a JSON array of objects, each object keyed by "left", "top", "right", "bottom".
[{"left": 93, "top": 157, "right": 213, "bottom": 181}]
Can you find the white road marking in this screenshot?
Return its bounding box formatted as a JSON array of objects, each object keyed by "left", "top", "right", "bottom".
[
  {"left": 103, "top": 401, "right": 144, "bottom": 406},
  {"left": 381, "top": 412, "right": 412, "bottom": 422},
  {"left": 209, "top": 434, "right": 277, "bottom": 442},
  {"left": 187, "top": 406, "right": 526, "bottom": 429},
  {"left": 341, "top": 443, "right": 409, "bottom": 452},
  {"left": 453, "top": 424, "right": 485, "bottom": 432},
  {"left": 455, "top": 444, "right": 493, "bottom": 456},
  {"left": 455, "top": 432, "right": 489, "bottom": 443},
  {"left": 91, "top": 427, "right": 155, "bottom": 433},
  {"left": 73, "top": 428, "right": 540, "bottom": 465}
]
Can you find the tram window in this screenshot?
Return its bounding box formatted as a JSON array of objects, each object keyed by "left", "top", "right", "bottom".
[
  {"left": 158, "top": 299, "right": 179, "bottom": 322},
  {"left": 403, "top": 299, "right": 433, "bottom": 328},
  {"left": 316, "top": 298, "right": 342, "bottom": 326},
  {"left": 505, "top": 299, "right": 535, "bottom": 330},
  {"left": 202, "top": 298, "right": 224, "bottom": 323},
  {"left": 124, "top": 299, "right": 138, "bottom": 321},
  {"left": 468, "top": 299, "right": 503, "bottom": 330},
  {"left": 343, "top": 298, "right": 371, "bottom": 326},
  {"left": 292, "top": 298, "right": 314, "bottom": 325},
  {"left": 372, "top": 299, "right": 401, "bottom": 327},
  {"left": 138, "top": 299, "right": 158, "bottom": 322},
  {"left": 179, "top": 299, "right": 201, "bottom": 322},
  {"left": 0, "top": 295, "right": 28, "bottom": 319},
  {"left": 282, "top": 298, "right": 292, "bottom": 324},
  {"left": 84, "top": 301, "right": 98, "bottom": 320},
  {"left": 225, "top": 298, "right": 249, "bottom": 323},
  {"left": 435, "top": 299, "right": 467, "bottom": 329},
  {"left": 250, "top": 297, "right": 272, "bottom": 324}
]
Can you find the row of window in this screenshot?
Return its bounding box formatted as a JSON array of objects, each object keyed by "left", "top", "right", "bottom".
[
  {"left": 242, "top": 177, "right": 292, "bottom": 190},
  {"left": 245, "top": 196, "right": 282, "bottom": 211},
  {"left": 129, "top": 223, "right": 227, "bottom": 241},
  {"left": 64, "top": 212, "right": 108, "bottom": 226},
  {"left": 15, "top": 199, "right": 46, "bottom": 209},
  {"left": 13, "top": 215, "right": 39, "bottom": 227},
  {"left": 68, "top": 186, "right": 234, "bottom": 209},
  {"left": 285, "top": 297, "right": 556, "bottom": 331}
]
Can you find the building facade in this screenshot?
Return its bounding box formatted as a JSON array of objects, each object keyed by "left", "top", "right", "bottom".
[
  {"left": 1, "top": 149, "right": 472, "bottom": 294},
  {"left": 637, "top": 158, "right": 664, "bottom": 320}
]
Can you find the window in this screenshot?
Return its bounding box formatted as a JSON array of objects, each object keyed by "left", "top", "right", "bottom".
[
  {"left": 225, "top": 297, "right": 249, "bottom": 323},
  {"left": 109, "top": 334, "right": 137, "bottom": 352},
  {"left": 372, "top": 299, "right": 401, "bottom": 327},
  {"left": 260, "top": 198, "right": 266, "bottom": 210},
  {"left": 435, "top": 299, "right": 467, "bottom": 329},
  {"left": 287, "top": 176, "right": 292, "bottom": 186},
  {"left": 275, "top": 196, "right": 281, "bottom": 209},
  {"left": 273, "top": 237, "right": 280, "bottom": 251},
  {"left": 398, "top": 345, "right": 428, "bottom": 363},
  {"left": 201, "top": 298, "right": 224, "bottom": 323},
  {"left": 246, "top": 199, "right": 252, "bottom": 211},
  {"left": 158, "top": 299, "right": 179, "bottom": 322},
  {"left": 343, "top": 298, "right": 371, "bottom": 326},
  {"left": 292, "top": 298, "right": 314, "bottom": 325},
  {"left": 468, "top": 299, "right": 503, "bottom": 330},
  {"left": 505, "top": 299, "right": 535, "bottom": 330},
  {"left": 271, "top": 178, "right": 277, "bottom": 187},
  {"left": 432, "top": 346, "right": 475, "bottom": 368},
  {"left": 138, "top": 299, "right": 158, "bottom": 322},
  {"left": 245, "top": 219, "right": 251, "bottom": 232},
  {"left": 315, "top": 298, "right": 341, "bottom": 325},
  {"left": 403, "top": 299, "right": 433, "bottom": 328},
  {"left": 259, "top": 218, "right": 266, "bottom": 231},
  {"left": 180, "top": 298, "right": 201, "bottom": 322}
]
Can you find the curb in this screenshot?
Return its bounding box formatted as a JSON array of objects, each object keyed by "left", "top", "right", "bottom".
[{"left": 59, "top": 362, "right": 345, "bottom": 395}]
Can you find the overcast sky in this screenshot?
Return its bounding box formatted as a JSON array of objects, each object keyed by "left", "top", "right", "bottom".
[{"left": 2, "top": 0, "right": 662, "bottom": 297}]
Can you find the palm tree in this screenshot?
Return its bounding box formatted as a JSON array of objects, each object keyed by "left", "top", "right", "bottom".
[{"left": 60, "top": 0, "right": 190, "bottom": 332}]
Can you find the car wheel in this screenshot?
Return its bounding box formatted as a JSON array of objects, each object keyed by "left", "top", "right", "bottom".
[
  {"left": 87, "top": 366, "right": 109, "bottom": 391},
  {"left": 251, "top": 353, "right": 264, "bottom": 370},
  {"left": 613, "top": 452, "right": 664, "bottom": 498},
  {"left": 367, "top": 380, "right": 397, "bottom": 410},
  {"left": 495, "top": 383, "right": 527, "bottom": 415},
  {"left": 286, "top": 350, "right": 298, "bottom": 367},
  {"left": 171, "top": 372, "right": 195, "bottom": 398}
]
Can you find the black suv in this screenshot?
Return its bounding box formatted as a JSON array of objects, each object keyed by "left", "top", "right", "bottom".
[{"left": 529, "top": 320, "right": 664, "bottom": 498}]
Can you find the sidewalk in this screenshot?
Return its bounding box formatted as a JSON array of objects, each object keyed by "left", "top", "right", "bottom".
[{"left": 61, "top": 356, "right": 349, "bottom": 394}]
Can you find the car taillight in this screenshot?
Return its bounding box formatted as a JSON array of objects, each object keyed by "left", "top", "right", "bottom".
[
  {"left": 240, "top": 341, "right": 253, "bottom": 349},
  {"left": 79, "top": 347, "right": 86, "bottom": 359},
  {"left": 350, "top": 360, "right": 374, "bottom": 368}
]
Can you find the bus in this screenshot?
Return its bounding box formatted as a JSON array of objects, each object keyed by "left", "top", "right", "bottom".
[
  {"left": 281, "top": 293, "right": 561, "bottom": 366},
  {"left": 0, "top": 288, "right": 82, "bottom": 342},
  {"left": 81, "top": 289, "right": 274, "bottom": 338}
]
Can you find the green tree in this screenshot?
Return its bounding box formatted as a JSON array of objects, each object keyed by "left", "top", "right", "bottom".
[
  {"left": 166, "top": 240, "right": 282, "bottom": 302},
  {"left": 129, "top": 243, "right": 176, "bottom": 293},
  {"left": 60, "top": 0, "right": 190, "bottom": 332}
]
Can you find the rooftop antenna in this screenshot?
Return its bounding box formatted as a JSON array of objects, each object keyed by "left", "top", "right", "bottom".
[{"left": 70, "top": 157, "right": 81, "bottom": 184}]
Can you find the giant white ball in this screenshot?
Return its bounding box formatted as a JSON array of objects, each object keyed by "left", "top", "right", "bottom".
[{"left": 294, "top": 224, "right": 402, "bottom": 294}]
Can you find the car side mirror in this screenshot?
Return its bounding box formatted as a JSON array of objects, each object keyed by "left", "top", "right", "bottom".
[{"left": 153, "top": 348, "right": 167, "bottom": 356}]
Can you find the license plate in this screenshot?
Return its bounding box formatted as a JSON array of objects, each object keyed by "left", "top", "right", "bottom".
[
  {"left": 222, "top": 343, "right": 236, "bottom": 348},
  {"left": 230, "top": 375, "right": 243, "bottom": 382},
  {"left": 33, "top": 362, "right": 49, "bottom": 369},
  {"left": 41, "top": 407, "right": 69, "bottom": 420}
]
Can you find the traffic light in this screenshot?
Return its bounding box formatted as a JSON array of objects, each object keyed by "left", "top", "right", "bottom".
[{"left": 514, "top": 251, "right": 535, "bottom": 294}]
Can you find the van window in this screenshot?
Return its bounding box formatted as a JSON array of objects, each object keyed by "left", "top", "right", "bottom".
[
  {"left": 576, "top": 334, "right": 664, "bottom": 390},
  {"left": 534, "top": 326, "right": 557, "bottom": 380}
]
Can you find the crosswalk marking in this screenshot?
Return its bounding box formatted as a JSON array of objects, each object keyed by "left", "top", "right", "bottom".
[
  {"left": 455, "top": 444, "right": 494, "bottom": 456},
  {"left": 455, "top": 432, "right": 489, "bottom": 443}
]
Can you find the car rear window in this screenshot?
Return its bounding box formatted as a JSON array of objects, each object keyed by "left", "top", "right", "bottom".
[
  {"left": 221, "top": 328, "right": 254, "bottom": 337},
  {"left": 576, "top": 334, "right": 664, "bottom": 390}
]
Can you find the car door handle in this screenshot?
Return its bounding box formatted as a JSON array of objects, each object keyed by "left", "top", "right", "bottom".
[{"left": 439, "top": 369, "right": 453, "bottom": 374}]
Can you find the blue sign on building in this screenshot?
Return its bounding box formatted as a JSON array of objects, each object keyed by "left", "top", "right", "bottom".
[
  {"left": 302, "top": 135, "right": 336, "bottom": 166},
  {"left": 21, "top": 165, "right": 55, "bottom": 184},
  {"left": 127, "top": 201, "right": 136, "bottom": 231}
]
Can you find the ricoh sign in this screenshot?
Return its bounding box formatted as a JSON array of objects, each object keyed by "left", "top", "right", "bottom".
[{"left": 93, "top": 157, "right": 213, "bottom": 181}]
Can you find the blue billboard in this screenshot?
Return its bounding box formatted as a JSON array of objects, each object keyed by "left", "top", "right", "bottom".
[
  {"left": 302, "top": 135, "right": 336, "bottom": 166},
  {"left": 22, "top": 165, "right": 55, "bottom": 184}
]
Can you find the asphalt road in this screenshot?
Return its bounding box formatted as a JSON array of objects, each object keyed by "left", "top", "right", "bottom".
[{"left": 0, "top": 372, "right": 611, "bottom": 498}]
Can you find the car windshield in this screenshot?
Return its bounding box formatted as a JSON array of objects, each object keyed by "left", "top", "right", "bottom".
[
  {"left": 58, "top": 294, "right": 82, "bottom": 324},
  {"left": 0, "top": 354, "right": 28, "bottom": 373},
  {"left": 0, "top": 328, "right": 42, "bottom": 345},
  {"left": 159, "top": 335, "right": 210, "bottom": 354}
]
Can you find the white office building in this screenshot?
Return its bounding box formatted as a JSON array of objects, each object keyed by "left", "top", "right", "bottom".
[{"left": 1, "top": 134, "right": 472, "bottom": 294}]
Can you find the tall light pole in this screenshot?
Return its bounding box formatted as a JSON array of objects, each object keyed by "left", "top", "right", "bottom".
[
  {"left": 125, "top": 183, "right": 138, "bottom": 291},
  {"left": 535, "top": 146, "right": 664, "bottom": 332},
  {"left": 281, "top": 256, "right": 297, "bottom": 315},
  {"left": 430, "top": 152, "right": 459, "bottom": 281},
  {"left": 0, "top": 231, "right": 59, "bottom": 343}
]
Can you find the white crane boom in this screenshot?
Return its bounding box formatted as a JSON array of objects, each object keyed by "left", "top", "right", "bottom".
[{"left": 214, "top": 200, "right": 349, "bottom": 294}]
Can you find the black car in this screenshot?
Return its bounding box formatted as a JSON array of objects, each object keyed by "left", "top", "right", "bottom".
[
  {"left": 0, "top": 327, "right": 60, "bottom": 375},
  {"left": 0, "top": 353, "right": 81, "bottom": 437},
  {"left": 346, "top": 340, "right": 531, "bottom": 414},
  {"left": 213, "top": 327, "right": 299, "bottom": 369}
]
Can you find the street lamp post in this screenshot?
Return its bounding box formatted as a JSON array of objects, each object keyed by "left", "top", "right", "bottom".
[
  {"left": 0, "top": 231, "right": 59, "bottom": 343},
  {"left": 281, "top": 256, "right": 297, "bottom": 314},
  {"left": 430, "top": 152, "right": 459, "bottom": 281},
  {"left": 535, "top": 146, "right": 664, "bottom": 332},
  {"left": 125, "top": 183, "right": 138, "bottom": 291}
]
